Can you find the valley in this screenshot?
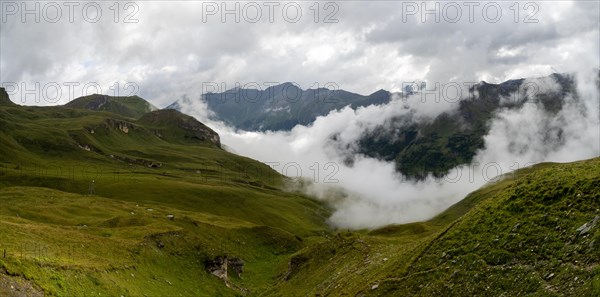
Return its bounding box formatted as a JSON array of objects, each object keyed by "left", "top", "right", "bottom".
[{"left": 0, "top": 87, "right": 598, "bottom": 296}]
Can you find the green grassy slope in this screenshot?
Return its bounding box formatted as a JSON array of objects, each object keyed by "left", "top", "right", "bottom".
[
  {"left": 373, "top": 158, "right": 600, "bottom": 296},
  {"left": 264, "top": 158, "right": 599, "bottom": 296},
  {"left": 0, "top": 92, "right": 331, "bottom": 296},
  {"left": 64, "top": 94, "right": 157, "bottom": 119},
  {"left": 0, "top": 187, "right": 317, "bottom": 296}
]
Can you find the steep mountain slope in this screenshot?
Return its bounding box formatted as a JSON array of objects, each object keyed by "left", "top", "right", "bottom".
[
  {"left": 65, "top": 94, "right": 158, "bottom": 119},
  {"left": 0, "top": 88, "right": 14, "bottom": 106},
  {"left": 358, "top": 73, "right": 578, "bottom": 179},
  {"left": 373, "top": 158, "right": 600, "bottom": 296},
  {"left": 167, "top": 83, "right": 392, "bottom": 131},
  {"left": 264, "top": 158, "right": 600, "bottom": 296}
]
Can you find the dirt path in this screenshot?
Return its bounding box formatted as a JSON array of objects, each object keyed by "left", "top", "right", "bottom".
[{"left": 0, "top": 271, "right": 44, "bottom": 297}]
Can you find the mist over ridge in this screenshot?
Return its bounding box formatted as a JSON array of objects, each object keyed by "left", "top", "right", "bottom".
[{"left": 178, "top": 70, "right": 600, "bottom": 229}]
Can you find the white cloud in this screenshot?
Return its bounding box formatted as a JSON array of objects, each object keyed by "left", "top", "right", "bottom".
[{"left": 179, "top": 71, "right": 599, "bottom": 229}]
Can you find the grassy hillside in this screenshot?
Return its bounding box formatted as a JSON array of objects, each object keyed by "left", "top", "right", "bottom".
[
  {"left": 374, "top": 158, "right": 600, "bottom": 296},
  {"left": 263, "top": 158, "right": 599, "bottom": 296},
  {"left": 0, "top": 91, "right": 331, "bottom": 296},
  {"left": 64, "top": 94, "right": 158, "bottom": 119}
]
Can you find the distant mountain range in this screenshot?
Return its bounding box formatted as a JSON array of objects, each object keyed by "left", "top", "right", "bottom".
[
  {"left": 358, "top": 73, "right": 579, "bottom": 179},
  {"left": 167, "top": 73, "right": 592, "bottom": 179},
  {"left": 166, "top": 82, "right": 392, "bottom": 131}
]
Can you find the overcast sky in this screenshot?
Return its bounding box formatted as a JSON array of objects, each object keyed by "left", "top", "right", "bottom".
[{"left": 1, "top": 1, "right": 598, "bottom": 107}]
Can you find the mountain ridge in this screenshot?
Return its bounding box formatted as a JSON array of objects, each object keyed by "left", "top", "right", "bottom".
[
  {"left": 65, "top": 93, "right": 158, "bottom": 119},
  {"left": 166, "top": 82, "right": 399, "bottom": 131},
  {"left": 167, "top": 73, "right": 590, "bottom": 179},
  {"left": 165, "top": 74, "right": 574, "bottom": 132}
]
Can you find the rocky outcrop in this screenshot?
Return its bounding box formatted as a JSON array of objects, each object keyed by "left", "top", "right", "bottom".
[
  {"left": 138, "top": 109, "right": 221, "bottom": 147},
  {"left": 576, "top": 215, "right": 599, "bottom": 236},
  {"left": 204, "top": 256, "right": 244, "bottom": 282},
  {"left": 0, "top": 88, "right": 15, "bottom": 105},
  {"left": 0, "top": 268, "right": 44, "bottom": 297},
  {"left": 283, "top": 254, "right": 309, "bottom": 281}
]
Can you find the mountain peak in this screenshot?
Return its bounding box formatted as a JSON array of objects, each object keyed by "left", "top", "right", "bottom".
[
  {"left": 0, "top": 87, "right": 15, "bottom": 105},
  {"left": 65, "top": 94, "right": 157, "bottom": 119},
  {"left": 280, "top": 82, "right": 296, "bottom": 87},
  {"left": 370, "top": 89, "right": 390, "bottom": 96},
  {"left": 265, "top": 82, "right": 302, "bottom": 92}
]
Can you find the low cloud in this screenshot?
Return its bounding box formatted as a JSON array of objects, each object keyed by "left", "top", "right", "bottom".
[{"left": 179, "top": 70, "right": 599, "bottom": 229}]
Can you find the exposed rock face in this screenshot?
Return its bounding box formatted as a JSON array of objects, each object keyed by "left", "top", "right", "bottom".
[
  {"left": 576, "top": 215, "right": 599, "bottom": 235},
  {"left": 228, "top": 258, "right": 244, "bottom": 276},
  {"left": 79, "top": 94, "right": 109, "bottom": 110},
  {"left": 204, "top": 256, "right": 245, "bottom": 282},
  {"left": 284, "top": 255, "right": 309, "bottom": 281},
  {"left": 103, "top": 119, "right": 135, "bottom": 133},
  {"left": 206, "top": 256, "right": 228, "bottom": 281},
  {"left": 0, "top": 88, "right": 15, "bottom": 105},
  {"left": 0, "top": 269, "right": 44, "bottom": 297}
]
